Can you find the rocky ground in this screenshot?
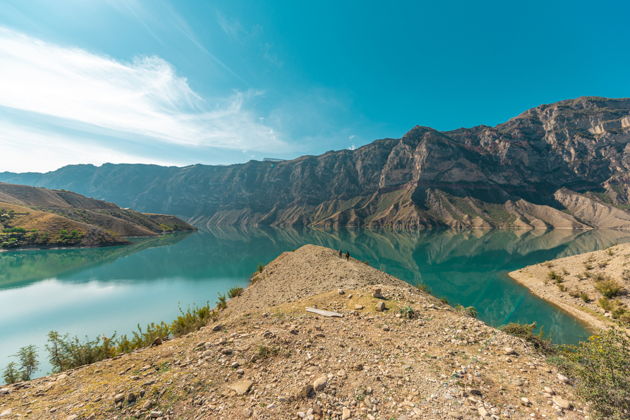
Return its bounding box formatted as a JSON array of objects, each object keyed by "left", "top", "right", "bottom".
[
  {"left": 509, "top": 243, "right": 630, "bottom": 332},
  {"left": 0, "top": 245, "right": 586, "bottom": 419}
]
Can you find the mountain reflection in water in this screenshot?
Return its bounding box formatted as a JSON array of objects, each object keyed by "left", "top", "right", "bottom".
[{"left": 2, "top": 228, "right": 629, "bottom": 376}]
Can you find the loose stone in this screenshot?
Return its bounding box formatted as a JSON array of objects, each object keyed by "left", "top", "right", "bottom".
[{"left": 313, "top": 375, "right": 328, "bottom": 392}]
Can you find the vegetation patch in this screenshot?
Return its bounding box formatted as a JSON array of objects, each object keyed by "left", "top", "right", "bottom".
[
  {"left": 500, "top": 322, "right": 554, "bottom": 354},
  {"left": 454, "top": 305, "right": 477, "bottom": 318},
  {"left": 228, "top": 287, "right": 244, "bottom": 299},
  {"left": 3, "top": 303, "right": 218, "bottom": 382},
  {"left": 594, "top": 278, "right": 624, "bottom": 298},
  {"left": 555, "top": 329, "right": 630, "bottom": 420}
]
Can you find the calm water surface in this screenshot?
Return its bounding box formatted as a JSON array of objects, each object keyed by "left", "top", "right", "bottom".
[{"left": 2, "top": 228, "right": 629, "bottom": 377}]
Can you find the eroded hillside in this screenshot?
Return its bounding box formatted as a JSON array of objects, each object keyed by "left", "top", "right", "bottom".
[
  {"left": 2, "top": 97, "right": 630, "bottom": 230},
  {"left": 0, "top": 183, "right": 194, "bottom": 249}
]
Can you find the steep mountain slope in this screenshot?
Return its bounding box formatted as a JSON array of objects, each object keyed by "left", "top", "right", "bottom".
[
  {"left": 0, "top": 183, "right": 194, "bottom": 249},
  {"left": 2, "top": 96, "right": 630, "bottom": 229}
]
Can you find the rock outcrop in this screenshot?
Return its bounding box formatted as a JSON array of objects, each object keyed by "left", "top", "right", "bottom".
[{"left": 2, "top": 96, "right": 630, "bottom": 229}]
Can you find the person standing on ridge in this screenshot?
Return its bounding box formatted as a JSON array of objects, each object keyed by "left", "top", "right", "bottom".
[{"left": 345, "top": 251, "right": 350, "bottom": 261}]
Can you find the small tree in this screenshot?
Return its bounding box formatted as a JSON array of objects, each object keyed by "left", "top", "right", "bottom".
[
  {"left": 16, "top": 345, "right": 39, "bottom": 381},
  {"left": 2, "top": 361, "right": 19, "bottom": 384},
  {"left": 2, "top": 345, "right": 39, "bottom": 383}
]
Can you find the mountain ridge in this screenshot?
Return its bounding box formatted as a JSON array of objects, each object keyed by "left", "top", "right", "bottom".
[
  {"left": 2, "top": 96, "right": 630, "bottom": 230},
  {"left": 0, "top": 183, "right": 194, "bottom": 249}
]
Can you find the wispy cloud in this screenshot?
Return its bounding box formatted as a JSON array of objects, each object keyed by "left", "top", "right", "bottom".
[
  {"left": 107, "top": 0, "right": 248, "bottom": 84},
  {"left": 0, "top": 119, "right": 177, "bottom": 172},
  {"left": 0, "top": 26, "right": 288, "bottom": 166}
]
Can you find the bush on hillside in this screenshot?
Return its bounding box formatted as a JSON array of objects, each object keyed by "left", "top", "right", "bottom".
[
  {"left": 594, "top": 278, "right": 625, "bottom": 298},
  {"left": 228, "top": 287, "right": 244, "bottom": 299},
  {"left": 556, "top": 329, "right": 630, "bottom": 419},
  {"left": 500, "top": 322, "right": 555, "bottom": 354},
  {"left": 1, "top": 303, "right": 218, "bottom": 377},
  {"left": 454, "top": 304, "right": 478, "bottom": 318}
]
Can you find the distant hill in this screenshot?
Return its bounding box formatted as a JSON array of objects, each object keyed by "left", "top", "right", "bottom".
[
  {"left": 3, "top": 96, "right": 630, "bottom": 230},
  {"left": 0, "top": 183, "right": 194, "bottom": 249}
]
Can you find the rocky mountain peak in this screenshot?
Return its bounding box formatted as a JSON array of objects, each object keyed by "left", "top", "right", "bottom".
[{"left": 3, "top": 97, "right": 630, "bottom": 230}]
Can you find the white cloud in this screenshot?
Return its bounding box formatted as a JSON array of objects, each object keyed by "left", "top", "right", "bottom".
[
  {"left": 0, "top": 120, "right": 179, "bottom": 173},
  {"left": 0, "top": 26, "right": 289, "bottom": 159}
]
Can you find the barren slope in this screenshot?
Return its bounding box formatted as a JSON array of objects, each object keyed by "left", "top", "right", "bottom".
[
  {"left": 0, "top": 245, "right": 586, "bottom": 419},
  {"left": 0, "top": 183, "right": 194, "bottom": 249},
  {"left": 510, "top": 243, "right": 630, "bottom": 332}
]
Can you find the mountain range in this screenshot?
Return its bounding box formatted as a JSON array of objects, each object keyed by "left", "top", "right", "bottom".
[{"left": 2, "top": 96, "right": 630, "bottom": 230}]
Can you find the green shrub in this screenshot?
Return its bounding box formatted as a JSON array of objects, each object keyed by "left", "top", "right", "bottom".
[
  {"left": 228, "top": 287, "right": 244, "bottom": 299},
  {"left": 598, "top": 297, "right": 613, "bottom": 311},
  {"left": 500, "top": 322, "right": 554, "bottom": 354},
  {"left": 57, "top": 229, "right": 84, "bottom": 244},
  {"left": 569, "top": 289, "right": 591, "bottom": 302},
  {"left": 398, "top": 306, "right": 416, "bottom": 319},
  {"left": 594, "top": 278, "right": 624, "bottom": 298},
  {"left": 555, "top": 329, "right": 630, "bottom": 419},
  {"left": 16, "top": 345, "right": 38, "bottom": 381},
  {"left": 416, "top": 283, "right": 430, "bottom": 293},
  {"left": 44, "top": 304, "right": 215, "bottom": 373},
  {"left": 171, "top": 304, "right": 216, "bottom": 337},
  {"left": 253, "top": 345, "right": 279, "bottom": 361},
  {"left": 3, "top": 345, "right": 39, "bottom": 383},
  {"left": 3, "top": 227, "right": 26, "bottom": 234},
  {"left": 0, "top": 208, "right": 15, "bottom": 226},
  {"left": 46, "top": 331, "right": 117, "bottom": 372},
  {"left": 454, "top": 305, "right": 477, "bottom": 318},
  {"left": 2, "top": 362, "right": 19, "bottom": 384},
  {"left": 216, "top": 294, "right": 227, "bottom": 311},
  {"left": 547, "top": 270, "right": 564, "bottom": 283}
]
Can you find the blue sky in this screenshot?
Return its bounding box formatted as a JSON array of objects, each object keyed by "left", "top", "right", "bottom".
[{"left": 1, "top": 0, "right": 629, "bottom": 172}]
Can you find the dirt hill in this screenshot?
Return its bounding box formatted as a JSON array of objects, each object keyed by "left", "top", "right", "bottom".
[
  {"left": 0, "top": 183, "right": 194, "bottom": 249},
  {"left": 0, "top": 245, "right": 586, "bottom": 419}
]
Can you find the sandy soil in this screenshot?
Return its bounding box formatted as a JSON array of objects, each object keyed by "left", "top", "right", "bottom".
[{"left": 509, "top": 243, "right": 630, "bottom": 333}]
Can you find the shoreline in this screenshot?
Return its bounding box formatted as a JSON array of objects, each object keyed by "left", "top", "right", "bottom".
[
  {"left": 507, "top": 271, "right": 606, "bottom": 334},
  {"left": 0, "top": 231, "right": 194, "bottom": 253},
  {"left": 508, "top": 243, "right": 630, "bottom": 334}
]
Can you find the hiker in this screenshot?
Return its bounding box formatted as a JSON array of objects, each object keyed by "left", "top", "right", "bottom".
[
  {"left": 338, "top": 249, "right": 343, "bottom": 258},
  {"left": 345, "top": 251, "right": 350, "bottom": 261}
]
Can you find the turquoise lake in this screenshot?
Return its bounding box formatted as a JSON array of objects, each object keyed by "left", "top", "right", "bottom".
[{"left": 2, "top": 228, "right": 629, "bottom": 378}]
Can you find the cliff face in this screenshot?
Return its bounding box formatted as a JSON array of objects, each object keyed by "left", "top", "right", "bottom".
[
  {"left": 0, "top": 183, "right": 194, "bottom": 249},
  {"left": 2, "top": 96, "right": 630, "bottom": 229}
]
